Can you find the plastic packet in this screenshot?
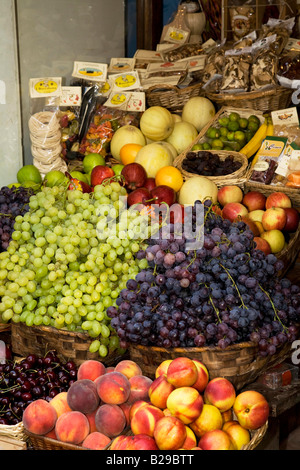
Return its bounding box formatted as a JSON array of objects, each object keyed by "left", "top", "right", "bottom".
[
  {"left": 220, "top": 47, "right": 252, "bottom": 93},
  {"left": 250, "top": 35, "right": 279, "bottom": 91},
  {"left": 259, "top": 17, "right": 295, "bottom": 55},
  {"left": 229, "top": 0, "right": 256, "bottom": 41},
  {"left": 233, "top": 30, "right": 257, "bottom": 48},
  {"left": 162, "top": 42, "right": 204, "bottom": 62},
  {"left": 278, "top": 51, "right": 300, "bottom": 81},
  {"left": 78, "top": 102, "right": 141, "bottom": 156},
  {"left": 28, "top": 77, "right": 68, "bottom": 177},
  {"left": 201, "top": 41, "right": 226, "bottom": 91},
  {"left": 249, "top": 136, "right": 288, "bottom": 185}
]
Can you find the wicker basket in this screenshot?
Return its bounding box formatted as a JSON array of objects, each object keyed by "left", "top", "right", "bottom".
[
  {"left": 245, "top": 180, "right": 300, "bottom": 209},
  {"left": 129, "top": 338, "right": 294, "bottom": 390},
  {"left": 174, "top": 149, "right": 249, "bottom": 186},
  {"left": 206, "top": 87, "right": 293, "bottom": 113},
  {"left": 10, "top": 322, "right": 126, "bottom": 367},
  {"left": 25, "top": 431, "right": 88, "bottom": 450},
  {"left": 0, "top": 422, "right": 28, "bottom": 443},
  {"left": 145, "top": 82, "right": 204, "bottom": 112}
]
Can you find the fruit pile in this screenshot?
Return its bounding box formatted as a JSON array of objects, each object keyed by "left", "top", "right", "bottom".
[
  {"left": 0, "top": 185, "right": 35, "bottom": 252},
  {"left": 182, "top": 150, "right": 242, "bottom": 177},
  {"left": 0, "top": 181, "right": 150, "bottom": 358},
  {"left": 0, "top": 351, "right": 77, "bottom": 425},
  {"left": 218, "top": 186, "right": 300, "bottom": 255},
  {"left": 108, "top": 198, "right": 300, "bottom": 356},
  {"left": 21, "top": 357, "right": 269, "bottom": 451}
]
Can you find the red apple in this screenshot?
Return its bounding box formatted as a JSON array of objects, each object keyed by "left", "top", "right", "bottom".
[
  {"left": 217, "top": 185, "right": 243, "bottom": 207},
  {"left": 150, "top": 185, "right": 176, "bottom": 206},
  {"left": 222, "top": 202, "right": 248, "bottom": 222},
  {"left": 265, "top": 191, "right": 292, "bottom": 209},
  {"left": 121, "top": 163, "right": 147, "bottom": 191},
  {"left": 262, "top": 207, "right": 287, "bottom": 231},
  {"left": 91, "top": 165, "right": 114, "bottom": 186},
  {"left": 283, "top": 207, "right": 300, "bottom": 232},
  {"left": 144, "top": 177, "right": 156, "bottom": 191},
  {"left": 253, "top": 237, "right": 271, "bottom": 255},
  {"left": 127, "top": 188, "right": 151, "bottom": 207},
  {"left": 233, "top": 390, "right": 269, "bottom": 430},
  {"left": 242, "top": 191, "right": 266, "bottom": 211}
]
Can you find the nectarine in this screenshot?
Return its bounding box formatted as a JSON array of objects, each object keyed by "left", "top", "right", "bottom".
[
  {"left": 166, "top": 386, "right": 203, "bottom": 424},
  {"left": 166, "top": 357, "right": 198, "bottom": 388},
  {"left": 204, "top": 377, "right": 236, "bottom": 412},
  {"left": 233, "top": 390, "right": 269, "bottom": 430},
  {"left": 153, "top": 416, "right": 187, "bottom": 450}
]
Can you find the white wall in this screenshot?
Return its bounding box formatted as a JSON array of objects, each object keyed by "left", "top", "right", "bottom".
[{"left": 0, "top": 0, "right": 23, "bottom": 186}]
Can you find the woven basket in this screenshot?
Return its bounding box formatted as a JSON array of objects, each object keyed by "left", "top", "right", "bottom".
[
  {"left": 25, "top": 431, "right": 88, "bottom": 450},
  {"left": 0, "top": 422, "right": 28, "bottom": 443},
  {"left": 10, "top": 322, "right": 126, "bottom": 367},
  {"left": 245, "top": 180, "right": 300, "bottom": 209},
  {"left": 206, "top": 87, "right": 293, "bottom": 113},
  {"left": 129, "top": 338, "right": 294, "bottom": 390},
  {"left": 146, "top": 82, "right": 204, "bottom": 112},
  {"left": 174, "top": 149, "right": 249, "bottom": 186}
]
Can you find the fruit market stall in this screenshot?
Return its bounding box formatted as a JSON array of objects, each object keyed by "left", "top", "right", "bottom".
[{"left": 1, "top": 0, "right": 300, "bottom": 453}]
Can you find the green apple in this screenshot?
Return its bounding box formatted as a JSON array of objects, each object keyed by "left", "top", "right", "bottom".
[
  {"left": 112, "top": 164, "right": 124, "bottom": 176},
  {"left": 83, "top": 153, "right": 106, "bottom": 173}
]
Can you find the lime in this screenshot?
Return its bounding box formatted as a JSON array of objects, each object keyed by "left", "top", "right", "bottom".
[
  {"left": 70, "top": 171, "right": 89, "bottom": 183},
  {"left": 206, "top": 127, "right": 220, "bottom": 139},
  {"left": 17, "top": 164, "right": 42, "bottom": 185},
  {"left": 202, "top": 142, "right": 212, "bottom": 150},
  {"left": 112, "top": 164, "right": 124, "bottom": 176},
  {"left": 247, "top": 121, "right": 259, "bottom": 132},
  {"left": 229, "top": 112, "right": 240, "bottom": 122},
  {"left": 220, "top": 136, "right": 229, "bottom": 143},
  {"left": 227, "top": 131, "right": 235, "bottom": 141},
  {"left": 219, "top": 127, "right": 229, "bottom": 137},
  {"left": 227, "top": 121, "right": 240, "bottom": 132},
  {"left": 238, "top": 118, "right": 248, "bottom": 129},
  {"left": 191, "top": 143, "right": 204, "bottom": 151},
  {"left": 224, "top": 145, "right": 233, "bottom": 151},
  {"left": 245, "top": 129, "right": 254, "bottom": 142},
  {"left": 83, "top": 153, "right": 106, "bottom": 173},
  {"left": 234, "top": 131, "right": 246, "bottom": 144},
  {"left": 211, "top": 139, "right": 224, "bottom": 149},
  {"left": 248, "top": 115, "right": 260, "bottom": 125},
  {"left": 218, "top": 117, "right": 230, "bottom": 127},
  {"left": 44, "top": 170, "right": 68, "bottom": 187}
]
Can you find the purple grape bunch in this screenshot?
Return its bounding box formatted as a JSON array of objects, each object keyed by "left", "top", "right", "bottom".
[
  {"left": 108, "top": 200, "right": 300, "bottom": 357},
  {"left": 0, "top": 185, "right": 34, "bottom": 252},
  {"left": 0, "top": 351, "right": 77, "bottom": 425}
]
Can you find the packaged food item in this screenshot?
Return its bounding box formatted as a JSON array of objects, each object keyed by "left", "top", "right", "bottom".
[
  {"left": 257, "top": 362, "right": 299, "bottom": 390},
  {"left": 220, "top": 47, "right": 252, "bottom": 93},
  {"left": 259, "top": 17, "right": 295, "bottom": 55},
  {"left": 278, "top": 51, "right": 300, "bottom": 81},
  {"left": 229, "top": 1, "right": 256, "bottom": 41},
  {"left": 162, "top": 42, "right": 204, "bottom": 62},
  {"left": 201, "top": 41, "right": 226, "bottom": 92},
  {"left": 233, "top": 30, "right": 257, "bottom": 48},
  {"left": 250, "top": 35, "right": 279, "bottom": 91},
  {"left": 249, "top": 136, "right": 288, "bottom": 184}
]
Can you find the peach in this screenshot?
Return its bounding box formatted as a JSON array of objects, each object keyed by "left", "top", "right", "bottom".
[
  {"left": 55, "top": 410, "right": 90, "bottom": 445},
  {"left": 86, "top": 407, "right": 99, "bottom": 433},
  {"left": 129, "top": 400, "right": 150, "bottom": 421},
  {"left": 242, "top": 191, "right": 266, "bottom": 211},
  {"left": 262, "top": 207, "right": 287, "bottom": 231},
  {"left": 233, "top": 390, "right": 269, "bottom": 430},
  {"left": 77, "top": 359, "right": 106, "bottom": 381},
  {"left": 204, "top": 377, "right": 236, "bottom": 413},
  {"left": 163, "top": 408, "right": 172, "bottom": 416},
  {"left": 131, "top": 403, "right": 164, "bottom": 437},
  {"left": 110, "top": 435, "right": 135, "bottom": 450},
  {"left": 265, "top": 191, "right": 292, "bottom": 210},
  {"left": 50, "top": 392, "right": 72, "bottom": 418},
  {"left": 155, "top": 359, "right": 172, "bottom": 378},
  {"left": 82, "top": 431, "right": 111, "bottom": 450},
  {"left": 248, "top": 209, "right": 265, "bottom": 223},
  {"left": 127, "top": 375, "right": 153, "bottom": 404},
  {"left": 190, "top": 404, "right": 223, "bottom": 438},
  {"left": 22, "top": 399, "right": 57, "bottom": 436},
  {"left": 224, "top": 422, "right": 251, "bottom": 450},
  {"left": 192, "top": 359, "right": 209, "bottom": 392},
  {"left": 253, "top": 236, "right": 271, "bottom": 256},
  {"left": 96, "top": 371, "right": 130, "bottom": 405},
  {"left": 222, "top": 202, "right": 248, "bottom": 222},
  {"left": 67, "top": 379, "right": 100, "bottom": 414},
  {"left": 222, "top": 419, "right": 239, "bottom": 432},
  {"left": 166, "top": 386, "right": 203, "bottom": 424},
  {"left": 105, "top": 366, "right": 115, "bottom": 373},
  {"left": 95, "top": 403, "right": 126, "bottom": 438},
  {"left": 148, "top": 374, "right": 175, "bottom": 409},
  {"left": 221, "top": 408, "right": 233, "bottom": 424},
  {"left": 217, "top": 185, "right": 243, "bottom": 206},
  {"left": 114, "top": 359, "right": 142, "bottom": 379},
  {"left": 119, "top": 402, "right": 131, "bottom": 426},
  {"left": 153, "top": 416, "right": 187, "bottom": 450},
  {"left": 132, "top": 434, "right": 159, "bottom": 450},
  {"left": 166, "top": 357, "right": 198, "bottom": 388},
  {"left": 199, "top": 429, "right": 234, "bottom": 450},
  {"left": 44, "top": 428, "right": 57, "bottom": 440},
  {"left": 182, "top": 426, "right": 197, "bottom": 449}
]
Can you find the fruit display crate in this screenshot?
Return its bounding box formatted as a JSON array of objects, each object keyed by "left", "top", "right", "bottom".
[
  {"left": 129, "top": 337, "right": 296, "bottom": 391},
  {"left": 10, "top": 322, "right": 127, "bottom": 367}
]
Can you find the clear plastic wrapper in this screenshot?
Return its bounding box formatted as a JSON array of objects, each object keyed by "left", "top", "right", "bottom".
[
  {"left": 250, "top": 37, "right": 278, "bottom": 91},
  {"left": 259, "top": 17, "right": 295, "bottom": 55},
  {"left": 201, "top": 42, "right": 226, "bottom": 91},
  {"left": 220, "top": 47, "right": 252, "bottom": 93},
  {"left": 229, "top": 1, "right": 256, "bottom": 41}
]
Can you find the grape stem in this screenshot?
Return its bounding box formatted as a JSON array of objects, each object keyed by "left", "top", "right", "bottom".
[
  {"left": 208, "top": 294, "right": 221, "bottom": 324},
  {"left": 220, "top": 263, "right": 246, "bottom": 308},
  {"left": 258, "top": 283, "right": 288, "bottom": 332}
]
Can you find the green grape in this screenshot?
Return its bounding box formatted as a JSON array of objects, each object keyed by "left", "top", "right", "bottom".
[{"left": 89, "top": 339, "right": 101, "bottom": 353}]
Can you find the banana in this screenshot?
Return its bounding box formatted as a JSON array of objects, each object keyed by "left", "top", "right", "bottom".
[
  {"left": 240, "top": 118, "right": 268, "bottom": 159},
  {"left": 266, "top": 117, "right": 274, "bottom": 137}
]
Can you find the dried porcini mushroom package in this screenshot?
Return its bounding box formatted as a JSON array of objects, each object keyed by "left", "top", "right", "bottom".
[
  {"left": 220, "top": 47, "right": 252, "bottom": 93},
  {"left": 250, "top": 35, "right": 279, "bottom": 91},
  {"left": 259, "top": 17, "right": 295, "bottom": 55},
  {"left": 201, "top": 41, "right": 226, "bottom": 91}
]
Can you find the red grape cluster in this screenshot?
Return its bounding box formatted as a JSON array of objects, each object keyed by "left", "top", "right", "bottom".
[
  {"left": 108, "top": 200, "right": 300, "bottom": 356},
  {"left": 0, "top": 351, "right": 77, "bottom": 425}
]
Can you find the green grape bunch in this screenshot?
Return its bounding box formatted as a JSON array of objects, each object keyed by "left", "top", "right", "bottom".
[{"left": 0, "top": 182, "right": 149, "bottom": 359}]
